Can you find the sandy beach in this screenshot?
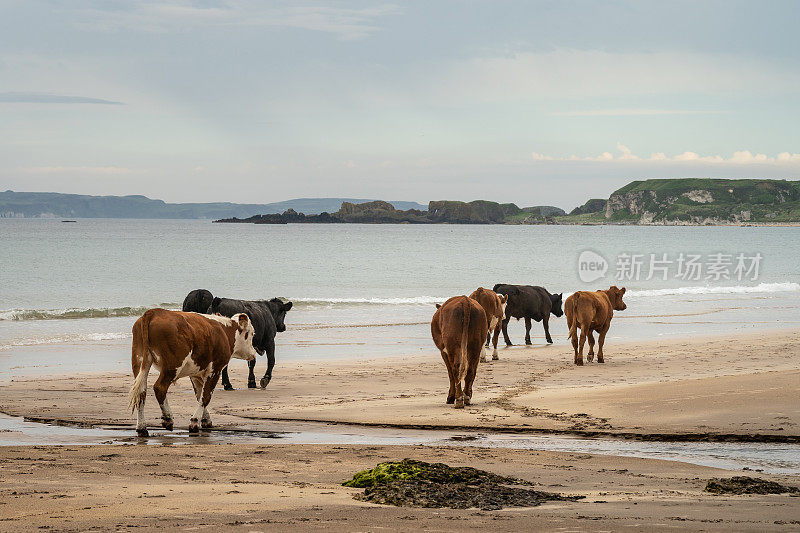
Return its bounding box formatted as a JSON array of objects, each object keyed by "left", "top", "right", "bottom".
[{"left": 1, "top": 328, "right": 799, "bottom": 530}]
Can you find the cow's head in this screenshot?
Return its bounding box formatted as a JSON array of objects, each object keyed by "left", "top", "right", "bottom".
[
  {"left": 497, "top": 293, "right": 508, "bottom": 319},
  {"left": 267, "top": 298, "right": 293, "bottom": 332},
  {"left": 607, "top": 286, "right": 627, "bottom": 311},
  {"left": 231, "top": 313, "right": 257, "bottom": 361},
  {"left": 550, "top": 292, "right": 564, "bottom": 317}
]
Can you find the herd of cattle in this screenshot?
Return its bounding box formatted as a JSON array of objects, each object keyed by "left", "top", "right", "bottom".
[{"left": 128, "top": 284, "right": 626, "bottom": 435}]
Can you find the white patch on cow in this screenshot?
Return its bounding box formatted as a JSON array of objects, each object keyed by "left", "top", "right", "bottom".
[
  {"left": 500, "top": 301, "right": 507, "bottom": 320},
  {"left": 174, "top": 351, "right": 202, "bottom": 380},
  {"left": 489, "top": 316, "right": 498, "bottom": 330},
  {"left": 192, "top": 403, "right": 205, "bottom": 423},
  {"left": 159, "top": 397, "right": 173, "bottom": 421},
  {"left": 200, "top": 313, "right": 236, "bottom": 326},
  {"left": 232, "top": 314, "right": 257, "bottom": 360}
]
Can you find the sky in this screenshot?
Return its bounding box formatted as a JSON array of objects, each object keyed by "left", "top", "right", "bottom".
[{"left": 1, "top": 0, "right": 799, "bottom": 210}]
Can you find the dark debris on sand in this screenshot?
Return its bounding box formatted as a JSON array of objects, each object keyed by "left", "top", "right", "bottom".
[
  {"left": 342, "top": 458, "right": 583, "bottom": 510},
  {"left": 705, "top": 476, "right": 800, "bottom": 496}
]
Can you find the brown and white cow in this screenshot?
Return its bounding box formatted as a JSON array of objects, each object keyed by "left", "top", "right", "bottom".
[
  {"left": 431, "top": 296, "right": 488, "bottom": 408},
  {"left": 565, "top": 286, "right": 627, "bottom": 366},
  {"left": 468, "top": 287, "right": 507, "bottom": 362},
  {"left": 129, "top": 309, "right": 257, "bottom": 436}
]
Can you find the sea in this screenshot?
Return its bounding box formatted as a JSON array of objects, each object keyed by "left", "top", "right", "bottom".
[{"left": 1, "top": 219, "right": 799, "bottom": 378}]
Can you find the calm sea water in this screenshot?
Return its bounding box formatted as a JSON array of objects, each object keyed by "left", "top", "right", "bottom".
[{"left": 1, "top": 219, "right": 799, "bottom": 373}]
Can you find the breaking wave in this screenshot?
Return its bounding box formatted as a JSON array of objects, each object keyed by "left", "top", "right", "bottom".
[
  {"left": 626, "top": 282, "right": 800, "bottom": 298},
  {"left": 0, "top": 332, "right": 131, "bottom": 350},
  {"left": 0, "top": 304, "right": 180, "bottom": 321},
  {"left": 290, "top": 296, "right": 447, "bottom": 307}
]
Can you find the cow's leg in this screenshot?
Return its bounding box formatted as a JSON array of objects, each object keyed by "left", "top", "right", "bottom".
[
  {"left": 464, "top": 361, "right": 478, "bottom": 406},
  {"left": 501, "top": 317, "right": 513, "bottom": 346},
  {"left": 576, "top": 328, "right": 587, "bottom": 366},
  {"left": 247, "top": 358, "right": 257, "bottom": 389},
  {"left": 133, "top": 364, "right": 150, "bottom": 437},
  {"left": 221, "top": 366, "right": 234, "bottom": 391},
  {"left": 152, "top": 369, "right": 176, "bottom": 431},
  {"left": 524, "top": 317, "right": 532, "bottom": 345},
  {"left": 441, "top": 350, "right": 456, "bottom": 404},
  {"left": 571, "top": 327, "right": 581, "bottom": 365},
  {"left": 191, "top": 371, "right": 221, "bottom": 431},
  {"left": 491, "top": 320, "right": 501, "bottom": 360},
  {"left": 542, "top": 315, "right": 553, "bottom": 344},
  {"left": 481, "top": 329, "right": 490, "bottom": 363},
  {"left": 586, "top": 331, "right": 596, "bottom": 363},
  {"left": 597, "top": 326, "right": 609, "bottom": 364},
  {"left": 260, "top": 338, "right": 276, "bottom": 389}
]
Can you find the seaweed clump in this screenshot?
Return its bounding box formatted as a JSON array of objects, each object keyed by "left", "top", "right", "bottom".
[
  {"left": 342, "top": 459, "right": 583, "bottom": 510},
  {"left": 705, "top": 476, "right": 800, "bottom": 496}
]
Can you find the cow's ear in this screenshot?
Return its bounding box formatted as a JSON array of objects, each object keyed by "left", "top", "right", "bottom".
[
  {"left": 558, "top": 293, "right": 563, "bottom": 299},
  {"left": 238, "top": 314, "right": 249, "bottom": 328},
  {"left": 620, "top": 287, "right": 626, "bottom": 295},
  {"left": 500, "top": 294, "right": 507, "bottom": 303},
  {"left": 284, "top": 301, "right": 293, "bottom": 311},
  {"left": 435, "top": 303, "right": 442, "bottom": 309}
]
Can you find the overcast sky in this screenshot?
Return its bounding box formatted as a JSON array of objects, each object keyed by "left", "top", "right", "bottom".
[{"left": 1, "top": 0, "right": 799, "bottom": 210}]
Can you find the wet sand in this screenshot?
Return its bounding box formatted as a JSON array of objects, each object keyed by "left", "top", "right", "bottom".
[
  {"left": 1, "top": 443, "right": 799, "bottom": 532},
  {"left": 1, "top": 329, "right": 799, "bottom": 530}
]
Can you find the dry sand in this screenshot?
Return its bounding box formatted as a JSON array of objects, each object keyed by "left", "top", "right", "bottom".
[{"left": 1, "top": 328, "right": 799, "bottom": 531}]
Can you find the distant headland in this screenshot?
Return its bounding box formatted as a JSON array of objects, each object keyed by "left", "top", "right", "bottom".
[
  {"left": 216, "top": 178, "right": 800, "bottom": 226},
  {"left": 4, "top": 178, "right": 800, "bottom": 225}
]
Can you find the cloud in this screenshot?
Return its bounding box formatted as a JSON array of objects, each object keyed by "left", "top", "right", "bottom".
[
  {"left": 551, "top": 109, "right": 729, "bottom": 117},
  {"left": 0, "top": 92, "right": 123, "bottom": 105},
  {"left": 20, "top": 166, "right": 133, "bottom": 175},
  {"left": 74, "top": 2, "right": 401, "bottom": 41},
  {"left": 530, "top": 144, "right": 800, "bottom": 165}
]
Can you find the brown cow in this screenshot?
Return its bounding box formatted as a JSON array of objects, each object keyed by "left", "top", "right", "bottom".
[
  {"left": 468, "top": 287, "right": 507, "bottom": 362},
  {"left": 431, "top": 296, "right": 488, "bottom": 408},
  {"left": 565, "top": 286, "right": 627, "bottom": 365},
  {"left": 129, "top": 309, "right": 257, "bottom": 436}
]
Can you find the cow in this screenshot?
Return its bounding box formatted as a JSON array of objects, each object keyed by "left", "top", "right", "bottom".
[
  {"left": 209, "top": 296, "right": 293, "bottom": 390},
  {"left": 492, "top": 284, "right": 563, "bottom": 345},
  {"left": 468, "top": 287, "right": 507, "bottom": 362},
  {"left": 128, "top": 309, "right": 257, "bottom": 437},
  {"left": 565, "top": 286, "right": 627, "bottom": 366},
  {"left": 182, "top": 289, "right": 213, "bottom": 314},
  {"left": 431, "top": 296, "right": 488, "bottom": 408}
]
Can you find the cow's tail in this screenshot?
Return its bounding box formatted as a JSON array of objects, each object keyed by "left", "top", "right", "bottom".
[
  {"left": 457, "top": 298, "right": 471, "bottom": 384},
  {"left": 567, "top": 292, "right": 580, "bottom": 341},
  {"left": 129, "top": 311, "right": 153, "bottom": 414}
]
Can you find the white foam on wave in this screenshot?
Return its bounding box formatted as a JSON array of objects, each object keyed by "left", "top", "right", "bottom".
[
  {"left": 626, "top": 282, "right": 800, "bottom": 298},
  {"left": 292, "top": 296, "right": 448, "bottom": 306},
  {"left": 0, "top": 332, "right": 131, "bottom": 350},
  {"left": 0, "top": 304, "right": 180, "bottom": 321}
]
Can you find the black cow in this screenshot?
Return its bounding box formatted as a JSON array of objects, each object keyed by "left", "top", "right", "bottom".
[
  {"left": 182, "top": 289, "right": 214, "bottom": 314},
  {"left": 492, "top": 284, "right": 563, "bottom": 345},
  {"left": 181, "top": 290, "right": 293, "bottom": 390}
]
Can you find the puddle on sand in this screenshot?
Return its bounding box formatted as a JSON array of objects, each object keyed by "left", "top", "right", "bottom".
[{"left": 1, "top": 413, "right": 798, "bottom": 475}]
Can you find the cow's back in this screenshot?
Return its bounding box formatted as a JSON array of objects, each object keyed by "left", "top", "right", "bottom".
[
  {"left": 434, "top": 296, "right": 487, "bottom": 349},
  {"left": 137, "top": 309, "right": 230, "bottom": 370},
  {"left": 495, "top": 284, "right": 550, "bottom": 319},
  {"left": 469, "top": 287, "right": 501, "bottom": 320}
]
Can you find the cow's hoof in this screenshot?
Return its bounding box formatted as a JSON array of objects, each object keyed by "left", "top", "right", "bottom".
[
  {"left": 201, "top": 419, "right": 213, "bottom": 429},
  {"left": 136, "top": 428, "right": 149, "bottom": 437},
  {"left": 575, "top": 360, "right": 584, "bottom": 366},
  {"left": 505, "top": 342, "right": 513, "bottom": 347},
  {"left": 546, "top": 339, "right": 553, "bottom": 344},
  {"left": 446, "top": 396, "right": 455, "bottom": 404},
  {"left": 454, "top": 400, "right": 464, "bottom": 409},
  {"left": 247, "top": 381, "right": 257, "bottom": 389},
  {"left": 525, "top": 341, "right": 532, "bottom": 346},
  {"left": 188, "top": 419, "right": 200, "bottom": 434},
  {"left": 492, "top": 355, "right": 499, "bottom": 361},
  {"left": 260, "top": 376, "right": 271, "bottom": 389},
  {"left": 223, "top": 384, "right": 234, "bottom": 391},
  {"left": 481, "top": 357, "right": 488, "bottom": 363},
  {"left": 464, "top": 397, "right": 471, "bottom": 406},
  {"left": 161, "top": 419, "right": 173, "bottom": 431},
  {"left": 598, "top": 359, "right": 605, "bottom": 364}
]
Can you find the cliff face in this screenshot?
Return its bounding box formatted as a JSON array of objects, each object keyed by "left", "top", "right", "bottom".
[{"left": 604, "top": 179, "right": 800, "bottom": 224}]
